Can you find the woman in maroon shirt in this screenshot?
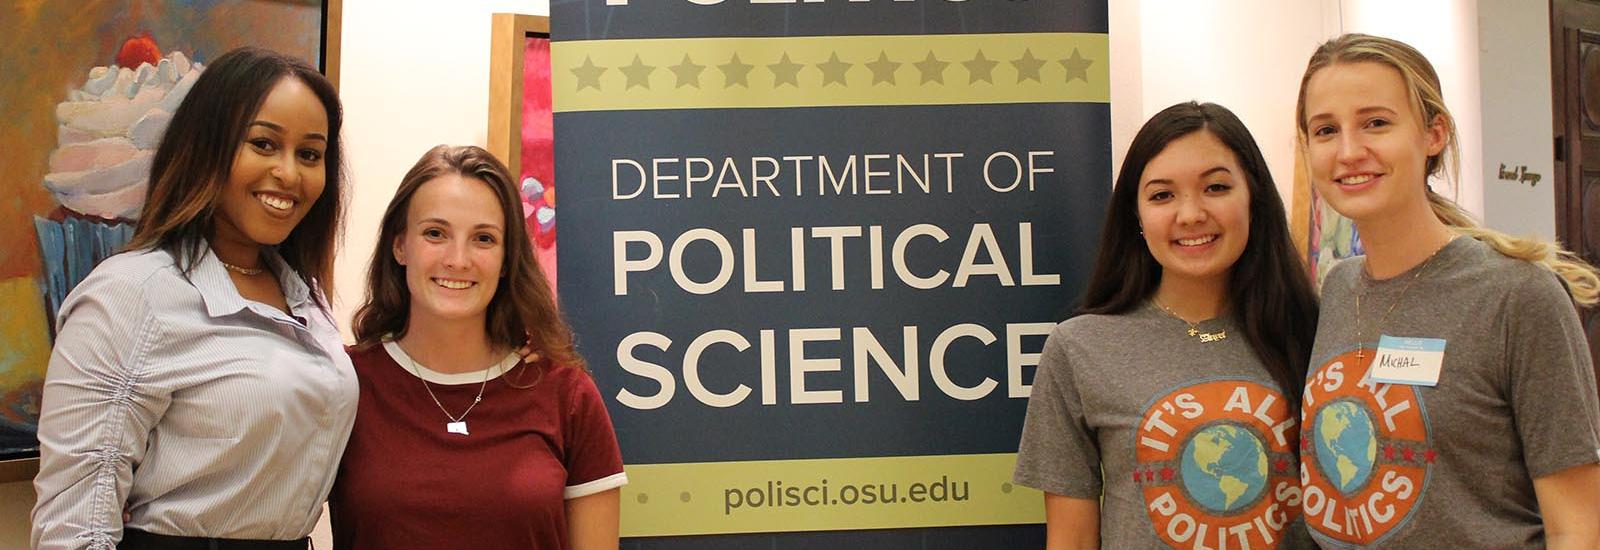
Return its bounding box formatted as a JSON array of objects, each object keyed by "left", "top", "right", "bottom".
[{"left": 330, "top": 145, "right": 626, "bottom": 549}]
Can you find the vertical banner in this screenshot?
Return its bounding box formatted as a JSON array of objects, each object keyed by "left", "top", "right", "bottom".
[{"left": 551, "top": 1, "right": 1109, "bottom": 546}]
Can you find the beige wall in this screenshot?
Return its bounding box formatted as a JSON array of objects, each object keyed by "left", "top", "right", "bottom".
[
  {"left": 1113, "top": 0, "right": 1493, "bottom": 222},
  {"left": 1, "top": 481, "right": 31, "bottom": 549}
]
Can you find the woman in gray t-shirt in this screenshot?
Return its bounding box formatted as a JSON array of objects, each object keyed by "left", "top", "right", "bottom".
[
  {"left": 1295, "top": 33, "right": 1600, "bottom": 549},
  {"left": 1014, "top": 102, "right": 1319, "bottom": 549}
]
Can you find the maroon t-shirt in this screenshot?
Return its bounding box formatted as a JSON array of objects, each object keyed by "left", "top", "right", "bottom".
[{"left": 329, "top": 343, "right": 626, "bottom": 550}]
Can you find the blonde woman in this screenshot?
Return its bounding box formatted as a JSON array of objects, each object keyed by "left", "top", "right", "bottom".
[{"left": 1295, "top": 33, "right": 1600, "bottom": 549}]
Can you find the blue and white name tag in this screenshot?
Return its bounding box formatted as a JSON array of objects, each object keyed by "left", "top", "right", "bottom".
[{"left": 1368, "top": 335, "right": 1446, "bottom": 386}]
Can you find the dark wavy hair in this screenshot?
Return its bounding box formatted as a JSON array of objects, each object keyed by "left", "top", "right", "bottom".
[
  {"left": 126, "top": 46, "right": 344, "bottom": 304},
  {"left": 1080, "top": 101, "right": 1319, "bottom": 401},
  {"left": 352, "top": 145, "right": 583, "bottom": 371}
]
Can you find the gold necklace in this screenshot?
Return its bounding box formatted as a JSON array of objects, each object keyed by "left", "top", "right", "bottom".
[
  {"left": 219, "top": 261, "right": 265, "bottom": 276},
  {"left": 1152, "top": 297, "right": 1227, "bottom": 343},
  {"left": 1354, "top": 237, "right": 1455, "bottom": 361}
]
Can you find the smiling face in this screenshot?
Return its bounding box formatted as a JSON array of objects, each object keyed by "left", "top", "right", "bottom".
[
  {"left": 393, "top": 174, "right": 507, "bottom": 328},
  {"left": 1302, "top": 61, "right": 1447, "bottom": 223},
  {"left": 1136, "top": 129, "right": 1252, "bottom": 289},
  {"left": 212, "top": 76, "right": 328, "bottom": 256}
]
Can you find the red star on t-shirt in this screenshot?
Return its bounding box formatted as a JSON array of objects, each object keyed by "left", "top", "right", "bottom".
[
  {"left": 1301, "top": 436, "right": 1311, "bottom": 451},
  {"left": 1160, "top": 467, "right": 1175, "bottom": 482},
  {"left": 1402, "top": 448, "right": 1415, "bottom": 462},
  {"left": 1133, "top": 471, "right": 1142, "bottom": 483},
  {"left": 1383, "top": 445, "right": 1396, "bottom": 461},
  {"left": 1424, "top": 450, "right": 1438, "bottom": 463},
  {"left": 1145, "top": 470, "right": 1156, "bottom": 482},
  {"left": 1274, "top": 458, "right": 1289, "bottom": 473}
]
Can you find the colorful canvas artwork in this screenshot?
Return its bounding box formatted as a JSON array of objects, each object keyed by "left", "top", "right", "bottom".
[
  {"left": 521, "top": 36, "right": 558, "bottom": 289},
  {"left": 0, "top": 0, "right": 329, "bottom": 461},
  {"left": 1308, "top": 189, "right": 1365, "bottom": 285}
]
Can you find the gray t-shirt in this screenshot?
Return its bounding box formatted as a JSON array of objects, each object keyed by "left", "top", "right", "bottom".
[
  {"left": 1015, "top": 302, "right": 1313, "bottom": 549},
  {"left": 1302, "top": 236, "right": 1600, "bottom": 549}
]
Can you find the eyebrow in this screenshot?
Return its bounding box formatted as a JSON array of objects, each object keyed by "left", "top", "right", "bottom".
[
  {"left": 1307, "top": 105, "right": 1400, "bottom": 122},
  {"left": 1143, "top": 166, "right": 1233, "bottom": 187},
  {"left": 249, "top": 120, "right": 327, "bottom": 142},
  {"left": 418, "top": 218, "right": 505, "bottom": 231}
]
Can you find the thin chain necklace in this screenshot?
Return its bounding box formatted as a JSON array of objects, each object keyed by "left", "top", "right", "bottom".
[
  {"left": 398, "top": 344, "right": 491, "bottom": 435},
  {"left": 219, "top": 261, "right": 265, "bottom": 276},
  {"left": 1151, "top": 296, "right": 1227, "bottom": 343},
  {"left": 1354, "top": 236, "right": 1456, "bottom": 361}
]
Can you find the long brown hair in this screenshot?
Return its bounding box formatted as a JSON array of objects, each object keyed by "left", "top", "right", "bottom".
[
  {"left": 1082, "top": 102, "right": 1319, "bottom": 402},
  {"left": 352, "top": 145, "right": 583, "bottom": 370},
  {"left": 126, "top": 46, "right": 345, "bottom": 304},
  {"left": 1296, "top": 33, "right": 1600, "bottom": 305}
]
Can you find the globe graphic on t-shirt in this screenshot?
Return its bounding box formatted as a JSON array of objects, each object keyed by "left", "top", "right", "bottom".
[
  {"left": 1314, "top": 401, "right": 1379, "bottom": 493},
  {"left": 1179, "top": 424, "right": 1269, "bottom": 513}
]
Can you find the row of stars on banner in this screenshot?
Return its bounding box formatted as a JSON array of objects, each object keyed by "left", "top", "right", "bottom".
[{"left": 569, "top": 47, "right": 1095, "bottom": 91}]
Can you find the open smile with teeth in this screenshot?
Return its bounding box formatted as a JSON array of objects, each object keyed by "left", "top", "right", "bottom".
[
  {"left": 256, "top": 193, "right": 296, "bottom": 211},
  {"left": 433, "top": 278, "right": 476, "bottom": 290},
  {"left": 1176, "top": 235, "right": 1217, "bottom": 247},
  {"left": 1337, "top": 174, "right": 1376, "bottom": 185}
]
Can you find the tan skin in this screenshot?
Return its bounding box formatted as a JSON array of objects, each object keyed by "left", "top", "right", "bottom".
[
  {"left": 210, "top": 77, "right": 329, "bottom": 315},
  {"left": 1045, "top": 130, "right": 1253, "bottom": 549},
  {"left": 1305, "top": 61, "right": 1600, "bottom": 550},
  {"left": 392, "top": 174, "right": 620, "bottom": 549}
]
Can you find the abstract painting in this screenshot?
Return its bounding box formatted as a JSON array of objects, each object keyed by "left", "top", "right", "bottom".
[
  {"left": 0, "top": 0, "right": 335, "bottom": 469},
  {"left": 489, "top": 14, "right": 558, "bottom": 289}
]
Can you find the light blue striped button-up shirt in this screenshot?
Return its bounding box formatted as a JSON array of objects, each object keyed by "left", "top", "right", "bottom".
[{"left": 31, "top": 244, "right": 358, "bottom": 549}]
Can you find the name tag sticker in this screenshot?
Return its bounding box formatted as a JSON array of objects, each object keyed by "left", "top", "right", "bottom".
[{"left": 1369, "top": 335, "right": 1446, "bottom": 386}]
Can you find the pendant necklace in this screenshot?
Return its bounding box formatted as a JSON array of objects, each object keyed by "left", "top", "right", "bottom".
[
  {"left": 1354, "top": 236, "right": 1454, "bottom": 362},
  {"left": 400, "top": 346, "right": 491, "bottom": 435},
  {"left": 1152, "top": 296, "right": 1227, "bottom": 343}
]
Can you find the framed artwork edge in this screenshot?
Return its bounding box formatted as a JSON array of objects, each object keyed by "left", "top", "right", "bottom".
[
  {"left": 0, "top": 1, "right": 343, "bottom": 485},
  {"left": 488, "top": 12, "right": 551, "bottom": 177}
]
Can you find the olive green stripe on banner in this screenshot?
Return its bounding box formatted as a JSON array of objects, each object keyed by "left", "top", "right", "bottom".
[
  {"left": 551, "top": 33, "right": 1108, "bottom": 112},
  {"left": 618, "top": 453, "right": 1042, "bottom": 537}
]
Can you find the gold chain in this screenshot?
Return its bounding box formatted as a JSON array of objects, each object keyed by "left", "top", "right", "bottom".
[
  {"left": 1151, "top": 296, "right": 1228, "bottom": 343},
  {"left": 219, "top": 260, "right": 265, "bottom": 276},
  {"left": 1354, "top": 237, "right": 1455, "bottom": 361}
]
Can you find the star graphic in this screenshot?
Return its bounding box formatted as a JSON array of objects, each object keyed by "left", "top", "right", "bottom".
[
  {"left": 1144, "top": 469, "right": 1155, "bottom": 482},
  {"left": 1061, "top": 47, "right": 1093, "bottom": 83},
  {"left": 1159, "top": 466, "right": 1175, "bottom": 482},
  {"left": 1383, "top": 445, "right": 1397, "bottom": 461},
  {"left": 1424, "top": 449, "right": 1437, "bottom": 463},
  {"left": 1132, "top": 471, "right": 1142, "bottom": 483},
  {"left": 1012, "top": 48, "right": 1046, "bottom": 83},
  {"left": 816, "top": 52, "right": 852, "bottom": 87},
  {"left": 570, "top": 55, "right": 607, "bottom": 91},
  {"left": 865, "top": 51, "right": 901, "bottom": 85},
  {"left": 619, "top": 54, "right": 656, "bottom": 90},
  {"left": 669, "top": 54, "right": 706, "bottom": 88},
  {"left": 1402, "top": 448, "right": 1415, "bottom": 462},
  {"left": 1274, "top": 458, "right": 1289, "bottom": 473},
  {"left": 1301, "top": 436, "right": 1311, "bottom": 451},
  {"left": 963, "top": 50, "right": 998, "bottom": 84},
  {"left": 768, "top": 53, "right": 804, "bottom": 88},
  {"left": 913, "top": 51, "right": 949, "bottom": 85},
  {"left": 718, "top": 53, "right": 754, "bottom": 88}
]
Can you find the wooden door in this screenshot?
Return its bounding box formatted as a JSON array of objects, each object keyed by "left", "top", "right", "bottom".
[{"left": 1552, "top": 0, "right": 1600, "bottom": 376}]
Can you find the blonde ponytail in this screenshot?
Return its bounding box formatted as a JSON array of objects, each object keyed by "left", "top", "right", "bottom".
[{"left": 1426, "top": 190, "right": 1600, "bottom": 305}]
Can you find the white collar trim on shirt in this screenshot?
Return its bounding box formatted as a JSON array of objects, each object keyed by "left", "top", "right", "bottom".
[{"left": 382, "top": 340, "right": 522, "bottom": 385}]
